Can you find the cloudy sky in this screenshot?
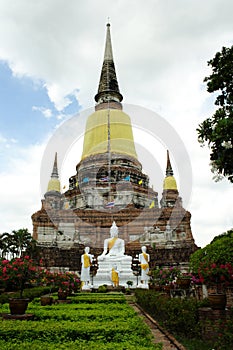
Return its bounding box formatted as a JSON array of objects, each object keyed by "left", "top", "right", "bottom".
[{"left": 0, "top": 0, "right": 232, "bottom": 248}]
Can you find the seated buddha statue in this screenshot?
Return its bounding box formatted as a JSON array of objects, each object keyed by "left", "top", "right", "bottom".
[{"left": 98, "top": 221, "right": 128, "bottom": 261}]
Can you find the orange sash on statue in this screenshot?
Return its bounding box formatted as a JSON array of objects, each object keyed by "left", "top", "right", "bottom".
[
  {"left": 141, "top": 252, "right": 149, "bottom": 270},
  {"left": 111, "top": 268, "right": 119, "bottom": 284},
  {"left": 143, "top": 252, "right": 148, "bottom": 261},
  {"left": 108, "top": 237, "right": 117, "bottom": 251},
  {"left": 83, "top": 253, "right": 91, "bottom": 268}
]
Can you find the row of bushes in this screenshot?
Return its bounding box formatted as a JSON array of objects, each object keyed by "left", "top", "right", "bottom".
[
  {"left": 0, "top": 293, "right": 162, "bottom": 350},
  {"left": 135, "top": 289, "right": 233, "bottom": 350},
  {"left": 0, "top": 286, "right": 57, "bottom": 304}
]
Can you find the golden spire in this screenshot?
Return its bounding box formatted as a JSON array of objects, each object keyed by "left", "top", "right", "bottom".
[
  {"left": 163, "top": 150, "right": 177, "bottom": 190},
  {"left": 47, "top": 152, "right": 61, "bottom": 193}
]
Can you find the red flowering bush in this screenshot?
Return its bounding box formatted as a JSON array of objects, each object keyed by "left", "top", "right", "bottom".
[
  {"left": 44, "top": 270, "right": 80, "bottom": 293},
  {"left": 151, "top": 266, "right": 181, "bottom": 286},
  {"left": 196, "top": 262, "right": 233, "bottom": 286},
  {"left": 0, "top": 256, "right": 44, "bottom": 297}
]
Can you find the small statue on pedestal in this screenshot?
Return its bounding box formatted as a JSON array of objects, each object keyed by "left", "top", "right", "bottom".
[
  {"left": 111, "top": 265, "right": 120, "bottom": 287},
  {"left": 81, "top": 246, "right": 93, "bottom": 290},
  {"left": 138, "top": 246, "right": 150, "bottom": 289}
]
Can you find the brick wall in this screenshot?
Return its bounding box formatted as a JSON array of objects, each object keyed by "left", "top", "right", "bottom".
[{"left": 198, "top": 307, "right": 233, "bottom": 341}]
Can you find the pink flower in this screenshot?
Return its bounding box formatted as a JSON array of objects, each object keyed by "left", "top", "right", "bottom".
[{"left": 2, "top": 260, "right": 9, "bottom": 265}]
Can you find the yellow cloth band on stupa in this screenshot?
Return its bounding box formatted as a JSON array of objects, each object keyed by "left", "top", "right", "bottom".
[
  {"left": 81, "top": 109, "right": 138, "bottom": 160},
  {"left": 163, "top": 176, "right": 177, "bottom": 190},
  {"left": 47, "top": 178, "right": 60, "bottom": 192}
]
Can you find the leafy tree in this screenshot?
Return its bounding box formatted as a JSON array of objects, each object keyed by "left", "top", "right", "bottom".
[
  {"left": 0, "top": 229, "right": 38, "bottom": 258},
  {"left": 197, "top": 45, "right": 233, "bottom": 183},
  {"left": 0, "top": 232, "right": 16, "bottom": 258},
  {"left": 0, "top": 233, "right": 9, "bottom": 258},
  {"left": 189, "top": 228, "right": 233, "bottom": 273},
  {"left": 11, "top": 229, "right": 33, "bottom": 257},
  {"left": 210, "top": 228, "right": 233, "bottom": 243}
]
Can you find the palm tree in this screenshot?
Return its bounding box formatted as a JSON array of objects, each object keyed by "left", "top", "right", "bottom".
[
  {"left": 0, "top": 232, "right": 14, "bottom": 258},
  {"left": 0, "top": 229, "right": 38, "bottom": 258},
  {"left": 0, "top": 233, "right": 8, "bottom": 258}
]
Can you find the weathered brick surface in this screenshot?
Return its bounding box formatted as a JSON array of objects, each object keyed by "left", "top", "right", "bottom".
[
  {"left": 198, "top": 307, "right": 233, "bottom": 340},
  {"left": 38, "top": 244, "right": 197, "bottom": 273}
]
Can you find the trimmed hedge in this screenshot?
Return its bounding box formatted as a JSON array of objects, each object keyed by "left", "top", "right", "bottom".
[
  {"left": 135, "top": 289, "right": 233, "bottom": 350},
  {"left": 0, "top": 293, "right": 161, "bottom": 350},
  {"left": 135, "top": 289, "right": 202, "bottom": 338},
  {"left": 0, "top": 286, "right": 57, "bottom": 304}
]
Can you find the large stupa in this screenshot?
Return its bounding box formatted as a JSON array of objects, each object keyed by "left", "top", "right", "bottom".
[{"left": 32, "top": 24, "right": 196, "bottom": 251}]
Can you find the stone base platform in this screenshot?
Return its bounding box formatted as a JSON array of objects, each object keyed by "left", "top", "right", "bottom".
[{"left": 93, "top": 256, "right": 137, "bottom": 288}]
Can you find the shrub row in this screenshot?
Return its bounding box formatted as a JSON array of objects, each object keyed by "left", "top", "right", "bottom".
[
  {"left": 0, "top": 293, "right": 161, "bottom": 350},
  {"left": 72, "top": 293, "right": 126, "bottom": 304},
  {"left": 0, "top": 286, "right": 57, "bottom": 304},
  {"left": 135, "top": 289, "right": 233, "bottom": 350},
  {"left": 0, "top": 339, "right": 161, "bottom": 350},
  {"left": 0, "top": 319, "right": 148, "bottom": 342},
  {"left": 29, "top": 300, "right": 137, "bottom": 321},
  {"left": 135, "top": 289, "right": 202, "bottom": 338}
]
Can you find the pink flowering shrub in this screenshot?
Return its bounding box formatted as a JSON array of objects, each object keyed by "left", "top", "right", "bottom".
[
  {"left": 44, "top": 270, "right": 80, "bottom": 293},
  {"left": 196, "top": 262, "right": 233, "bottom": 285},
  {"left": 0, "top": 256, "right": 44, "bottom": 297},
  {"left": 151, "top": 266, "right": 181, "bottom": 286}
]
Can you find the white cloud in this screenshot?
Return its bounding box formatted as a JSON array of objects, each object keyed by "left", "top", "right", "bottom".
[
  {"left": 0, "top": 134, "right": 18, "bottom": 148},
  {"left": 32, "top": 106, "right": 53, "bottom": 118},
  {"left": 0, "top": 143, "right": 45, "bottom": 234},
  {"left": 0, "top": 134, "right": 7, "bottom": 143}
]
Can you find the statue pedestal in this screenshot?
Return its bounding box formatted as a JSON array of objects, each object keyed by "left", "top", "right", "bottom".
[
  {"left": 137, "top": 283, "right": 149, "bottom": 289},
  {"left": 81, "top": 284, "right": 92, "bottom": 291},
  {"left": 93, "top": 255, "right": 136, "bottom": 288}
]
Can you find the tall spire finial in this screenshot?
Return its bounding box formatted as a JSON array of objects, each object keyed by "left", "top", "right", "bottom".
[
  {"left": 162, "top": 150, "right": 177, "bottom": 191},
  {"left": 46, "top": 152, "right": 61, "bottom": 193},
  {"left": 166, "top": 150, "right": 173, "bottom": 177},
  {"left": 95, "top": 23, "right": 123, "bottom": 109},
  {"left": 104, "top": 22, "right": 113, "bottom": 61},
  {"left": 51, "top": 152, "right": 59, "bottom": 178}
]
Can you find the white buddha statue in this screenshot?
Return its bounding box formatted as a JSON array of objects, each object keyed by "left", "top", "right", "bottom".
[
  {"left": 95, "top": 221, "right": 134, "bottom": 288},
  {"left": 98, "top": 221, "right": 125, "bottom": 260}
]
